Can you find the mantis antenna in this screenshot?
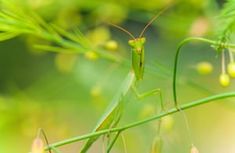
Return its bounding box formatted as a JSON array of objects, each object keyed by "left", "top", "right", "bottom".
[
  {"left": 108, "top": 22, "right": 136, "bottom": 40},
  {"left": 39, "top": 128, "right": 52, "bottom": 153},
  {"left": 108, "top": 3, "right": 173, "bottom": 40},
  {"left": 139, "top": 4, "right": 172, "bottom": 38}
]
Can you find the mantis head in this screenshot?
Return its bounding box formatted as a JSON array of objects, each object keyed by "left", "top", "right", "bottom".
[
  {"left": 128, "top": 37, "right": 146, "bottom": 53},
  {"left": 109, "top": 5, "right": 169, "bottom": 49}
]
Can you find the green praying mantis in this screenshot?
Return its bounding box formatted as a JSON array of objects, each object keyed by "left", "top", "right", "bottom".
[{"left": 80, "top": 7, "right": 169, "bottom": 153}]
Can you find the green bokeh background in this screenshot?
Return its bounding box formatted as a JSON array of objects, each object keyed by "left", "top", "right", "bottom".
[{"left": 1, "top": 0, "right": 235, "bottom": 153}]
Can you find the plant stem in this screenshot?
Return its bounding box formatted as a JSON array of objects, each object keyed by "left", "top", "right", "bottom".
[
  {"left": 43, "top": 91, "right": 235, "bottom": 151},
  {"left": 229, "top": 49, "right": 234, "bottom": 63},
  {"left": 221, "top": 50, "right": 226, "bottom": 74},
  {"left": 173, "top": 37, "right": 235, "bottom": 107}
]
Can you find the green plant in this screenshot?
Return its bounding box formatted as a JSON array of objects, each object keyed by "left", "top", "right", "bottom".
[
  {"left": 1, "top": 0, "right": 235, "bottom": 153},
  {"left": 0, "top": 0, "right": 121, "bottom": 62},
  {"left": 80, "top": 6, "right": 171, "bottom": 152}
]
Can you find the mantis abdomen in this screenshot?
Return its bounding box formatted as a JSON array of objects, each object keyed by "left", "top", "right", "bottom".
[{"left": 80, "top": 72, "right": 135, "bottom": 153}]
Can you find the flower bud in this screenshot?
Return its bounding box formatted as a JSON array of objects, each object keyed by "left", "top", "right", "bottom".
[
  {"left": 161, "top": 116, "right": 174, "bottom": 132},
  {"left": 227, "top": 62, "right": 235, "bottom": 77},
  {"left": 55, "top": 53, "right": 77, "bottom": 73},
  {"left": 196, "top": 62, "right": 213, "bottom": 75},
  {"left": 151, "top": 136, "right": 162, "bottom": 153},
  {"left": 104, "top": 40, "right": 118, "bottom": 51},
  {"left": 90, "top": 85, "right": 102, "bottom": 97},
  {"left": 219, "top": 73, "right": 230, "bottom": 87},
  {"left": 86, "top": 27, "right": 110, "bottom": 46},
  {"left": 84, "top": 51, "right": 99, "bottom": 60},
  {"left": 139, "top": 104, "right": 155, "bottom": 119}
]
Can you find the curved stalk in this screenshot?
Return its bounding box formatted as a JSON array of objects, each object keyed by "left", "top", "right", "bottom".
[
  {"left": 173, "top": 37, "right": 235, "bottom": 107},
  {"left": 42, "top": 92, "right": 235, "bottom": 151}
]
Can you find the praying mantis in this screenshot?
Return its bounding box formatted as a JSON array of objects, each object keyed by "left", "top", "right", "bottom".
[{"left": 80, "top": 7, "right": 170, "bottom": 153}]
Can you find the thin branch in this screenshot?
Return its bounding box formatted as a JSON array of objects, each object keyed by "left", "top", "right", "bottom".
[
  {"left": 172, "top": 37, "right": 235, "bottom": 107},
  {"left": 40, "top": 91, "right": 235, "bottom": 151}
]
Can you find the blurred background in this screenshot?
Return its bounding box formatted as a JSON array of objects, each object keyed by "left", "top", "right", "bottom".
[{"left": 1, "top": 0, "right": 235, "bottom": 152}]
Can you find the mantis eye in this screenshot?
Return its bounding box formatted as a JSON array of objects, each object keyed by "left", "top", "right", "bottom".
[
  {"left": 128, "top": 40, "right": 135, "bottom": 46},
  {"left": 140, "top": 37, "right": 146, "bottom": 44}
]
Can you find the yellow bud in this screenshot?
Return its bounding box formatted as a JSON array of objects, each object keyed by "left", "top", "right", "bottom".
[
  {"left": 219, "top": 73, "right": 230, "bottom": 87},
  {"left": 161, "top": 116, "right": 174, "bottom": 132},
  {"left": 190, "top": 145, "right": 199, "bottom": 153},
  {"left": 139, "top": 104, "right": 155, "bottom": 119},
  {"left": 196, "top": 62, "right": 213, "bottom": 75},
  {"left": 90, "top": 86, "right": 102, "bottom": 97},
  {"left": 86, "top": 27, "right": 110, "bottom": 46},
  {"left": 31, "top": 137, "right": 44, "bottom": 153},
  {"left": 28, "top": 0, "right": 53, "bottom": 9},
  {"left": 189, "top": 17, "right": 209, "bottom": 37},
  {"left": 151, "top": 136, "right": 162, "bottom": 153},
  {"left": 104, "top": 40, "right": 118, "bottom": 51},
  {"left": 84, "top": 51, "right": 98, "bottom": 60},
  {"left": 55, "top": 53, "right": 77, "bottom": 73},
  {"left": 227, "top": 63, "right": 235, "bottom": 77}
]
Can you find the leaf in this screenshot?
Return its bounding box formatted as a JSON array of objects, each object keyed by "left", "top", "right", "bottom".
[
  {"left": 217, "top": 0, "right": 235, "bottom": 41},
  {"left": 34, "top": 44, "right": 76, "bottom": 53},
  {"left": 52, "top": 25, "right": 91, "bottom": 49},
  {"left": 220, "top": 0, "right": 235, "bottom": 17},
  {"left": 0, "top": 32, "right": 19, "bottom": 41},
  {"left": 80, "top": 102, "right": 123, "bottom": 153},
  {"left": 0, "top": 0, "right": 121, "bottom": 62}
]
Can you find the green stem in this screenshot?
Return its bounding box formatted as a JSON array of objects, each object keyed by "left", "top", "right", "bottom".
[
  {"left": 44, "top": 91, "right": 235, "bottom": 151},
  {"left": 173, "top": 37, "right": 235, "bottom": 107},
  {"left": 106, "top": 131, "right": 121, "bottom": 153}
]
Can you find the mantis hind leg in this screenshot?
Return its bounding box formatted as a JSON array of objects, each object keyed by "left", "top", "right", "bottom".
[
  {"left": 103, "top": 86, "right": 165, "bottom": 153},
  {"left": 131, "top": 84, "right": 165, "bottom": 112},
  {"left": 132, "top": 85, "right": 165, "bottom": 152},
  {"left": 103, "top": 110, "right": 122, "bottom": 153}
]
